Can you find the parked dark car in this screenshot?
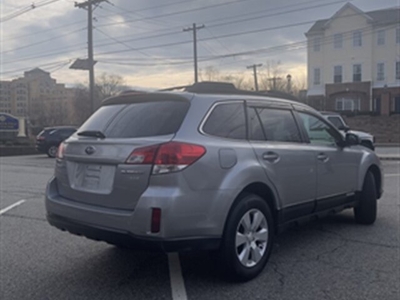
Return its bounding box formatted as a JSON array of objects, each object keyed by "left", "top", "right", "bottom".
[{"left": 36, "top": 126, "right": 76, "bottom": 157}]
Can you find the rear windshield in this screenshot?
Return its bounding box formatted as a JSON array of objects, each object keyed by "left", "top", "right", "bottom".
[{"left": 78, "top": 100, "right": 190, "bottom": 138}]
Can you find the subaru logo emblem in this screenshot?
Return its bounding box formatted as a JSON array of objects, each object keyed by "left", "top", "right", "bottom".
[{"left": 85, "top": 146, "right": 96, "bottom": 155}]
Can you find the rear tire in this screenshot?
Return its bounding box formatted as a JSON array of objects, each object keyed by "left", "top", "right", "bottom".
[
  {"left": 219, "top": 193, "right": 274, "bottom": 282},
  {"left": 354, "top": 171, "right": 377, "bottom": 225},
  {"left": 47, "top": 145, "right": 58, "bottom": 158}
]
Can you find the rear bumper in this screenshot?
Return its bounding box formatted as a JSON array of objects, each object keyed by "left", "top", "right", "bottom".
[
  {"left": 45, "top": 176, "right": 232, "bottom": 252},
  {"left": 47, "top": 212, "right": 220, "bottom": 252}
]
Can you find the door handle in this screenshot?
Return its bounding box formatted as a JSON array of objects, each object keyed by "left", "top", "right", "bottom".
[
  {"left": 317, "top": 153, "right": 329, "bottom": 162},
  {"left": 262, "top": 152, "right": 280, "bottom": 163}
]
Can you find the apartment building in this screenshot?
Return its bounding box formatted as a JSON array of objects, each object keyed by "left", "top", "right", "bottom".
[
  {"left": 0, "top": 68, "right": 77, "bottom": 127},
  {"left": 306, "top": 3, "right": 400, "bottom": 115}
]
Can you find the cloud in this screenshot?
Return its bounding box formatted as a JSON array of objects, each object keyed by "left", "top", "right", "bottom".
[{"left": 1, "top": 0, "right": 398, "bottom": 88}]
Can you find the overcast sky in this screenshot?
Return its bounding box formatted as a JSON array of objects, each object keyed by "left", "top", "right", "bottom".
[{"left": 1, "top": 0, "right": 399, "bottom": 89}]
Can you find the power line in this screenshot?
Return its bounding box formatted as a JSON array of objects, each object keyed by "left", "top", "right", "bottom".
[
  {"left": 2, "top": 6, "right": 397, "bottom": 67},
  {"left": 94, "top": 27, "right": 152, "bottom": 58},
  {"left": 95, "top": 0, "right": 257, "bottom": 29},
  {"left": 0, "top": 0, "right": 63, "bottom": 23},
  {"left": 0, "top": 27, "right": 86, "bottom": 55},
  {"left": 0, "top": 0, "right": 347, "bottom": 57}
]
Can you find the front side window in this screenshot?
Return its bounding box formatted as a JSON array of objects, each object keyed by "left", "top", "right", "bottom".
[
  {"left": 298, "top": 112, "right": 339, "bottom": 146},
  {"left": 334, "top": 33, "right": 343, "bottom": 49},
  {"left": 248, "top": 107, "right": 301, "bottom": 143},
  {"left": 202, "top": 102, "right": 246, "bottom": 139},
  {"left": 396, "top": 61, "right": 400, "bottom": 80},
  {"left": 377, "top": 30, "right": 385, "bottom": 45},
  {"left": 377, "top": 63, "right": 385, "bottom": 81},
  {"left": 353, "top": 31, "right": 362, "bottom": 47},
  {"left": 353, "top": 64, "right": 362, "bottom": 82},
  {"left": 334, "top": 65, "right": 342, "bottom": 83},
  {"left": 313, "top": 68, "right": 321, "bottom": 85}
]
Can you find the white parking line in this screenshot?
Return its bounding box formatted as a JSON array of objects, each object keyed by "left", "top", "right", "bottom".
[
  {"left": 385, "top": 174, "right": 400, "bottom": 178},
  {"left": 0, "top": 200, "right": 26, "bottom": 216},
  {"left": 168, "top": 253, "right": 188, "bottom": 300}
]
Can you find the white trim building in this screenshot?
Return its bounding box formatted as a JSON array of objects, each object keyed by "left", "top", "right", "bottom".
[{"left": 306, "top": 3, "right": 400, "bottom": 115}]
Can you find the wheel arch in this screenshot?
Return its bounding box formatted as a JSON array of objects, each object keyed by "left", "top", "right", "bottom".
[
  {"left": 367, "top": 165, "right": 382, "bottom": 199},
  {"left": 222, "top": 182, "right": 280, "bottom": 236}
]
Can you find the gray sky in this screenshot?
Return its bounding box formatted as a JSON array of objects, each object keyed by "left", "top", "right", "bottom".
[{"left": 1, "top": 0, "right": 399, "bottom": 88}]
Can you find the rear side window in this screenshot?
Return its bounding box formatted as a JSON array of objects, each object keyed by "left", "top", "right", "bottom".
[
  {"left": 202, "top": 102, "right": 246, "bottom": 139},
  {"left": 248, "top": 107, "right": 301, "bottom": 143},
  {"left": 105, "top": 101, "right": 189, "bottom": 138}
]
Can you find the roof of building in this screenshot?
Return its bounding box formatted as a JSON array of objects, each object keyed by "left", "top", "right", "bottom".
[{"left": 306, "top": 3, "right": 400, "bottom": 35}]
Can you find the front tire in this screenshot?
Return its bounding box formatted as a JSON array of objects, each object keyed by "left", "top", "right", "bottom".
[
  {"left": 219, "top": 193, "right": 274, "bottom": 281},
  {"left": 354, "top": 171, "right": 377, "bottom": 224}
]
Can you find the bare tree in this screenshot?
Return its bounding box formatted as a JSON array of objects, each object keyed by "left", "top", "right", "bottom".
[{"left": 94, "top": 73, "right": 125, "bottom": 107}]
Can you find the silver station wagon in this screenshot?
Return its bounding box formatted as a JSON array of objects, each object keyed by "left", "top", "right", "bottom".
[{"left": 46, "top": 82, "right": 383, "bottom": 281}]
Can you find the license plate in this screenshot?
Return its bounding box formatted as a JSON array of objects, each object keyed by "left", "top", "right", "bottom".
[{"left": 68, "top": 162, "right": 115, "bottom": 194}]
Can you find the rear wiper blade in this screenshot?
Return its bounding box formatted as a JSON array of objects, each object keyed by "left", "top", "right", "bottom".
[{"left": 77, "top": 130, "right": 106, "bottom": 139}]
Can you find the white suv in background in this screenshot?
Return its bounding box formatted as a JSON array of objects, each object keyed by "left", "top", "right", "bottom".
[{"left": 321, "top": 112, "right": 375, "bottom": 150}]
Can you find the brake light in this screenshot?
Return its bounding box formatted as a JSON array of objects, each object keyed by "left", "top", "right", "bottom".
[
  {"left": 126, "top": 142, "right": 206, "bottom": 174},
  {"left": 56, "top": 143, "right": 65, "bottom": 159},
  {"left": 126, "top": 144, "right": 159, "bottom": 164},
  {"left": 37, "top": 136, "right": 45, "bottom": 141}
]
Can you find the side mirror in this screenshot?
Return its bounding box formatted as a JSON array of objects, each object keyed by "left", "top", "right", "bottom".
[{"left": 345, "top": 133, "right": 360, "bottom": 147}]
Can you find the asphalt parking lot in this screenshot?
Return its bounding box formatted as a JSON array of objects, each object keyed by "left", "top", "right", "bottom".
[{"left": 0, "top": 155, "right": 399, "bottom": 300}]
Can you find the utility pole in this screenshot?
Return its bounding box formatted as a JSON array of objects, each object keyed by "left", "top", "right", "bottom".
[
  {"left": 268, "top": 76, "right": 282, "bottom": 91},
  {"left": 75, "top": 0, "right": 106, "bottom": 113},
  {"left": 247, "top": 64, "right": 262, "bottom": 91},
  {"left": 183, "top": 23, "right": 205, "bottom": 83}
]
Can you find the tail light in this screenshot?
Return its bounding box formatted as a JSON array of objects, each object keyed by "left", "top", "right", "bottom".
[
  {"left": 126, "top": 142, "right": 206, "bottom": 174},
  {"left": 37, "top": 136, "right": 45, "bottom": 141},
  {"left": 56, "top": 142, "right": 66, "bottom": 159}
]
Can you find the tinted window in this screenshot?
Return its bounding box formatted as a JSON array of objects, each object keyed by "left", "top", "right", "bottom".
[
  {"left": 105, "top": 101, "right": 189, "bottom": 138},
  {"left": 248, "top": 107, "right": 301, "bottom": 142},
  {"left": 203, "top": 102, "right": 246, "bottom": 139},
  {"left": 78, "top": 104, "right": 125, "bottom": 133},
  {"left": 299, "top": 112, "right": 340, "bottom": 145}
]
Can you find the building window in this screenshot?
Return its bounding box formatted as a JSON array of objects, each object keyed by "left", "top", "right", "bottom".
[
  {"left": 377, "top": 63, "right": 385, "bottom": 81},
  {"left": 377, "top": 30, "right": 385, "bottom": 45},
  {"left": 396, "top": 62, "right": 400, "bottom": 80},
  {"left": 396, "top": 27, "right": 400, "bottom": 44},
  {"left": 334, "top": 33, "right": 343, "bottom": 48},
  {"left": 353, "top": 64, "right": 362, "bottom": 82},
  {"left": 336, "top": 98, "right": 360, "bottom": 111},
  {"left": 313, "top": 37, "right": 321, "bottom": 52},
  {"left": 334, "top": 65, "right": 342, "bottom": 83},
  {"left": 313, "top": 68, "right": 321, "bottom": 85},
  {"left": 353, "top": 31, "right": 362, "bottom": 47}
]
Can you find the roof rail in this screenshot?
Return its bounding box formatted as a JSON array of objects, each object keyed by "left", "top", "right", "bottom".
[{"left": 160, "top": 81, "right": 299, "bottom": 101}]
